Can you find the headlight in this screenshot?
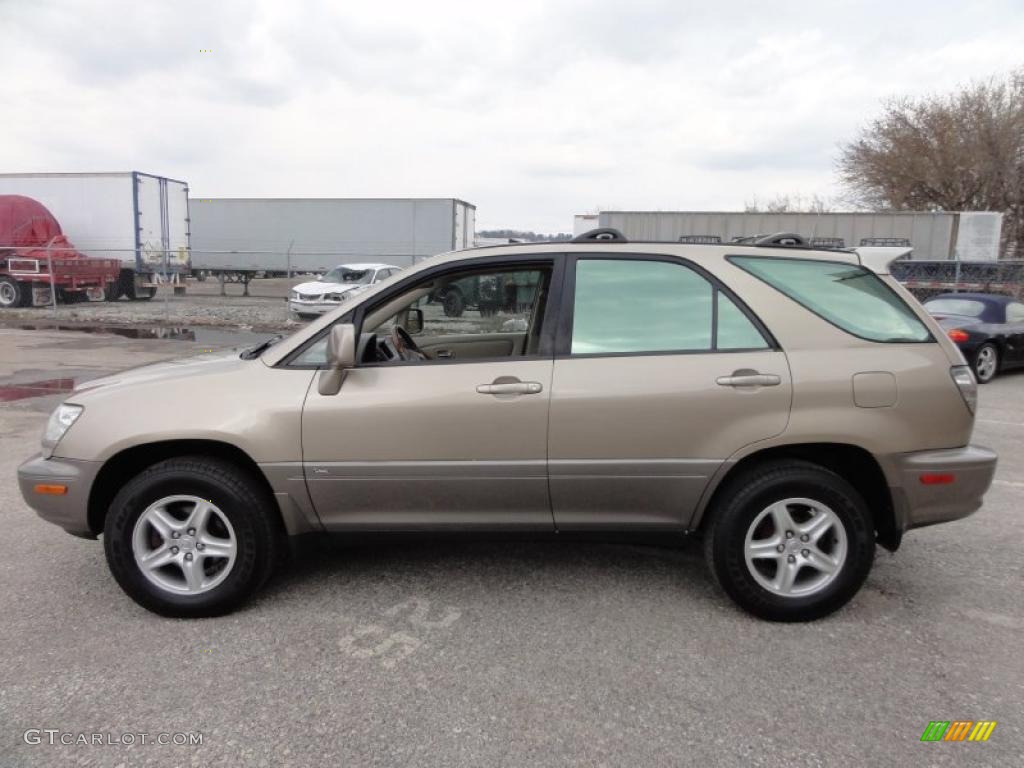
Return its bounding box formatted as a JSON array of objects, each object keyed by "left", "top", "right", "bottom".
[
  {"left": 950, "top": 366, "right": 977, "bottom": 415},
  {"left": 42, "top": 403, "right": 83, "bottom": 457},
  {"left": 290, "top": 291, "right": 301, "bottom": 300}
]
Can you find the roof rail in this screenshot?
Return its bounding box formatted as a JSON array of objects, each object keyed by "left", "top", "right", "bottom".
[
  {"left": 753, "top": 232, "right": 809, "bottom": 247},
  {"left": 572, "top": 227, "right": 628, "bottom": 243},
  {"left": 679, "top": 235, "right": 722, "bottom": 244}
]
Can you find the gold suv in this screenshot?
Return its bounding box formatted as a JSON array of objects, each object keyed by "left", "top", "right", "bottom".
[{"left": 18, "top": 229, "right": 997, "bottom": 620}]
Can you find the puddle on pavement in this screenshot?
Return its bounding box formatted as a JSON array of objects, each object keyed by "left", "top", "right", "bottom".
[
  {"left": 0, "top": 377, "right": 77, "bottom": 402},
  {"left": 12, "top": 323, "right": 273, "bottom": 347}
]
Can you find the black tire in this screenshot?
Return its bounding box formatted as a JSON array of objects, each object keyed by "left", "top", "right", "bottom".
[
  {"left": 105, "top": 281, "right": 122, "bottom": 301},
  {"left": 104, "top": 456, "right": 282, "bottom": 618},
  {"left": 973, "top": 342, "right": 999, "bottom": 384},
  {"left": 703, "top": 460, "right": 875, "bottom": 622},
  {"left": 442, "top": 289, "right": 464, "bottom": 317},
  {"left": 0, "top": 277, "right": 27, "bottom": 308}
]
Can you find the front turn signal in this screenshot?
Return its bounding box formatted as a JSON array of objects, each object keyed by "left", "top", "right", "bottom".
[{"left": 33, "top": 484, "right": 68, "bottom": 495}]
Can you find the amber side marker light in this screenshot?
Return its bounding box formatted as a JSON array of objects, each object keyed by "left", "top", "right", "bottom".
[
  {"left": 33, "top": 484, "right": 68, "bottom": 495},
  {"left": 948, "top": 329, "right": 970, "bottom": 343},
  {"left": 919, "top": 473, "right": 955, "bottom": 485}
]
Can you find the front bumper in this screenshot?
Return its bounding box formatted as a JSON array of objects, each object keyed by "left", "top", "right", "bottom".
[
  {"left": 17, "top": 454, "right": 101, "bottom": 538},
  {"left": 883, "top": 445, "right": 997, "bottom": 532},
  {"left": 288, "top": 299, "right": 337, "bottom": 316}
]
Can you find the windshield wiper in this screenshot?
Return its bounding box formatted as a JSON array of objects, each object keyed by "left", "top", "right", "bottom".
[{"left": 240, "top": 335, "right": 283, "bottom": 360}]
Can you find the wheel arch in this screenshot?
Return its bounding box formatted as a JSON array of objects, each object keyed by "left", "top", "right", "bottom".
[
  {"left": 87, "top": 439, "right": 283, "bottom": 537},
  {"left": 692, "top": 442, "right": 900, "bottom": 551}
]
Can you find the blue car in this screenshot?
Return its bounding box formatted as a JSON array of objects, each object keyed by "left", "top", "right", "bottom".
[{"left": 924, "top": 292, "right": 1024, "bottom": 383}]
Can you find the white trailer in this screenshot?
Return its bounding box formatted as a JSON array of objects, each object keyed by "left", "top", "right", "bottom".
[
  {"left": 596, "top": 210, "right": 1004, "bottom": 261},
  {"left": 189, "top": 198, "right": 476, "bottom": 285},
  {"left": 0, "top": 172, "right": 190, "bottom": 300}
]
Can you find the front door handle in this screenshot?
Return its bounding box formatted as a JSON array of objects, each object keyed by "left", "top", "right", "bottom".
[
  {"left": 476, "top": 380, "right": 543, "bottom": 396},
  {"left": 716, "top": 370, "right": 781, "bottom": 387}
]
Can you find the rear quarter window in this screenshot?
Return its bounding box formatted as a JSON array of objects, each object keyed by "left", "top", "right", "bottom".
[{"left": 730, "top": 256, "right": 932, "bottom": 343}]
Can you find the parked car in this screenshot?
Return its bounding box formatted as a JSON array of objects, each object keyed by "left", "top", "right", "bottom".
[
  {"left": 923, "top": 292, "right": 1024, "bottom": 383},
  {"left": 288, "top": 263, "right": 400, "bottom": 318},
  {"left": 18, "top": 230, "right": 996, "bottom": 621}
]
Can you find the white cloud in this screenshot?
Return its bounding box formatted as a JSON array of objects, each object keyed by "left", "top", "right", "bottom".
[{"left": 1, "top": 0, "right": 1022, "bottom": 231}]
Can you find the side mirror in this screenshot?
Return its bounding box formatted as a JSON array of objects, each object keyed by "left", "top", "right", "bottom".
[
  {"left": 317, "top": 323, "right": 356, "bottom": 396},
  {"left": 402, "top": 307, "right": 424, "bottom": 334}
]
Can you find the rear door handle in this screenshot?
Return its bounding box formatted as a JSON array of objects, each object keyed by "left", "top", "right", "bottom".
[
  {"left": 716, "top": 372, "right": 781, "bottom": 387},
  {"left": 476, "top": 381, "right": 543, "bottom": 395}
]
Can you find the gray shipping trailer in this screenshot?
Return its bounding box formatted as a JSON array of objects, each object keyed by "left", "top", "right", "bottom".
[
  {"left": 190, "top": 198, "right": 476, "bottom": 276},
  {"left": 597, "top": 210, "right": 1003, "bottom": 261}
]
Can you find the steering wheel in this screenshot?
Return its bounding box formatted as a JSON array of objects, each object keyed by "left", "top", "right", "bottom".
[{"left": 391, "top": 326, "right": 427, "bottom": 361}]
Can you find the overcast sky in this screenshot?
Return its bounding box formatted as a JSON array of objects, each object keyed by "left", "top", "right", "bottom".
[{"left": 2, "top": 0, "right": 1023, "bottom": 232}]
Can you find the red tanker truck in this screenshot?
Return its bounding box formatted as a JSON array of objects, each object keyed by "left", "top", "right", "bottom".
[{"left": 0, "top": 195, "right": 121, "bottom": 308}]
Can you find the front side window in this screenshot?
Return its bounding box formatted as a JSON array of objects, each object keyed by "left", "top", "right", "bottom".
[
  {"left": 570, "top": 258, "right": 768, "bottom": 355},
  {"left": 731, "top": 256, "right": 932, "bottom": 343},
  {"left": 291, "top": 263, "right": 552, "bottom": 366}
]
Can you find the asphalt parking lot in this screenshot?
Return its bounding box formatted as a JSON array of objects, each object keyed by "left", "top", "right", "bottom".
[{"left": 0, "top": 327, "right": 1022, "bottom": 767}]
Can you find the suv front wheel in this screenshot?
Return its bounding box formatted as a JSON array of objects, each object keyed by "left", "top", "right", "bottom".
[
  {"left": 104, "top": 457, "right": 281, "bottom": 617},
  {"left": 703, "top": 460, "right": 875, "bottom": 621}
]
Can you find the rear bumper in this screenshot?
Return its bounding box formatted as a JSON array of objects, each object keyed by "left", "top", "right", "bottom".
[
  {"left": 17, "top": 454, "right": 100, "bottom": 539},
  {"left": 882, "top": 445, "right": 997, "bottom": 532}
]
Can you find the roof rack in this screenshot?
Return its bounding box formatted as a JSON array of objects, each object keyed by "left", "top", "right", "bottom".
[
  {"left": 572, "top": 227, "right": 628, "bottom": 243},
  {"left": 860, "top": 237, "right": 912, "bottom": 247},
  {"left": 810, "top": 236, "right": 846, "bottom": 248},
  {"left": 678, "top": 235, "right": 722, "bottom": 244}
]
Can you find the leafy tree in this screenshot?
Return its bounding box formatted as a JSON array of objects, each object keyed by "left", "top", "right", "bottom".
[{"left": 838, "top": 71, "right": 1024, "bottom": 257}]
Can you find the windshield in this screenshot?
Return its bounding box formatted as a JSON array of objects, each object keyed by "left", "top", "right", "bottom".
[
  {"left": 924, "top": 298, "right": 987, "bottom": 318},
  {"left": 321, "top": 267, "right": 373, "bottom": 285}
]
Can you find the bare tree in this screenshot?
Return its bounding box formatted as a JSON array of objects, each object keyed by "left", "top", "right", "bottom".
[
  {"left": 838, "top": 71, "right": 1024, "bottom": 257},
  {"left": 744, "top": 193, "right": 833, "bottom": 214}
]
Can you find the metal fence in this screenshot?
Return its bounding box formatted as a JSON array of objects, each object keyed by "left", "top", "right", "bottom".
[{"left": 891, "top": 260, "right": 1024, "bottom": 299}]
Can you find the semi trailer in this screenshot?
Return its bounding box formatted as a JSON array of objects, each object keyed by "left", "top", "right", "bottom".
[
  {"left": 0, "top": 172, "right": 191, "bottom": 300},
  {"left": 189, "top": 197, "right": 476, "bottom": 287}
]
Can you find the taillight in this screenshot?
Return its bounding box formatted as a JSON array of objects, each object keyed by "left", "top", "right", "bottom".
[
  {"left": 948, "top": 329, "right": 969, "bottom": 343},
  {"left": 950, "top": 365, "right": 977, "bottom": 414}
]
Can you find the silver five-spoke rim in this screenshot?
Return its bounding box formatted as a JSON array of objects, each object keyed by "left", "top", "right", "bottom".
[
  {"left": 132, "top": 495, "right": 237, "bottom": 595},
  {"left": 976, "top": 346, "right": 997, "bottom": 381},
  {"left": 744, "top": 497, "right": 847, "bottom": 598}
]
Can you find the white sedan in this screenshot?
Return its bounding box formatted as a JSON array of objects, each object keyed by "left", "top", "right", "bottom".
[{"left": 288, "top": 263, "right": 401, "bottom": 318}]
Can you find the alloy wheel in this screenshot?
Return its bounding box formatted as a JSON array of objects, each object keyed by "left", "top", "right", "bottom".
[
  {"left": 743, "top": 497, "right": 848, "bottom": 597},
  {"left": 131, "top": 495, "right": 237, "bottom": 595}
]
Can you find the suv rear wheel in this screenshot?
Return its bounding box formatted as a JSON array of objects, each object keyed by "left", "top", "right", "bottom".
[
  {"left": 104, "top": 456, "right": 281, "bottom": 617},
  {"left": 703, "top": 460, "right": 874, "bottom": 621}
]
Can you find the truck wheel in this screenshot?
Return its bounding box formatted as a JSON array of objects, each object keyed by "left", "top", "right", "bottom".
[
  {"left": 105, "top": 281, "right": 122, "bottom": 301},
  {"left": 703, "top": 460, "right": 874, "bottom": 622},
  {"left": 104, "top": 456, "right": 283, "bottom": 618},
  {"left": 442, "top": 289, "right": 465, "bottom": 317},
  {"left": 0, "top": 277, "right": 25, "bottom": 308}
]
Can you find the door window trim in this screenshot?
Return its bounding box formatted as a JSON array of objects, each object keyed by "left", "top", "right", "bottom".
[
  {"left": 280, "top": 252, "right": 566, "bottom": 369},
  {"left": 554, "top": 252, "right": 778, "bottom": 359}
]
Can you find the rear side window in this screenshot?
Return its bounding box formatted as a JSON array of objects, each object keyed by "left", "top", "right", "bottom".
[
  {"left": 570, "top": 258, "right": 768, "bottom": 354},
  {"left": 730, "top": 256, "right": 932, "bottom": 343}
]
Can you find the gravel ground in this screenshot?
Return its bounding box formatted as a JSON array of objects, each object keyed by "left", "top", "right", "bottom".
[
  {"left": 0, "top": 277, "right": 304, "bottom": 333},
  {"left": 0, "top": 327, "right": 1022, "bottom": 767}
]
